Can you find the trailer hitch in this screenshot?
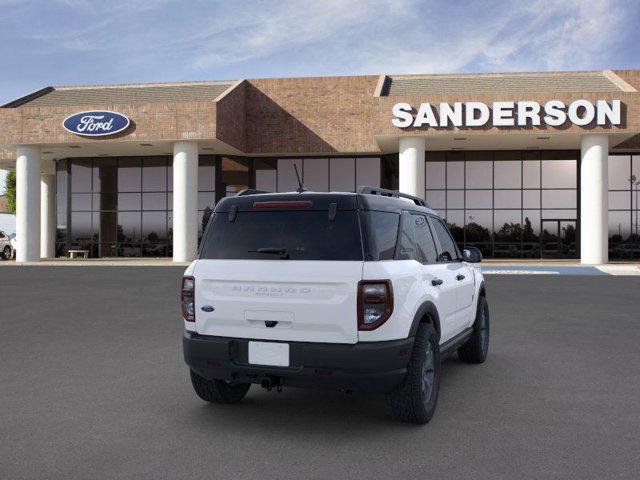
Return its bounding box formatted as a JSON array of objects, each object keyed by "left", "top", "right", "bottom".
[{"left": 260, "top": 376, "right": 283, "bottom": 392}]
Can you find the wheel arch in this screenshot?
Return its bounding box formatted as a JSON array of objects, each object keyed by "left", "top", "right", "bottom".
[{"left": 408, "top": 301, "right": 442, "bottom": 340}]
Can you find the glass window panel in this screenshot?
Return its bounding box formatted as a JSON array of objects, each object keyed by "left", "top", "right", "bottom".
[
  {"left": 541, "top": 209, "right": 576, "bottom": 220},
  {"left": 445, "top": 210, "right": 464, "bottom": 242},
  {"left": 494, "top": 210, "right": 522, "bottom": 242},
  {"left": 609, "top": 191, "right": 631, "bottom": 210},
  {"left": 255, "top": 158, "right": 277, "bottom": 191},
  {"left": 446, "top": 161, "right": 464, "bottom": 189},
  {"left": 494, "top": 189, "right": 521, "bottom": 209},
  {"left": 426, "top": 161, "right": 445, "bottom": 189},
  {"left": 541, "top": 160, "right": 576, "bottom": 188},
  {"left": 198, "top": 156, "right": 215, "bottom": 191},
  {"left": 118, "top": 193, "right": 141, "bottom": 211},
  {"left": 465, "top": 161, "right": 492, "bottom": 189},
  {"left": 71, "top": 159, "right": 92, "bottom": 192},
  {"left": 523, "top": 210, "right": 541, "bottom": 236},
  {"left": 143, "top": 157, "right": 168, "bottom": 192},
  {"left": 143, "top": 193, "right": 167, "bottom": 211},
  {"left": 118, "top": 158, "right": 142, "bottom": 192},
  {"left": 278, "top": 158, "right": 303, "bottom": 192},
  {"left": 198, "top": 192, "right": 215, "bottom": 211},
  {"left": 118, "top": 212, "right": 141, "bottom": 242},
  {"left": 142, "top": 211, "right": 167, "bottom": 242},
  {"left": 494, "top": 160, "right": 521, "bottom": 188},
  {"left": 523, "top": 160, "right": 541, "bottom": 188},
  {"left": 71, "top": 193, "right": 92, "bottom": 211},
  {"left": 447, "top": 190, "right": 464, "bottom": 209},
  {"left": 71, "top": 212, "right": 92, "bottom": 248},
  {"left": 608, "top": 155, "right": 631, "bottom": 190},
  {"left": 425, "top": 190, "right": 446, "bottom": 210},
  {"left": 167, "top": 165, "right": 173, "bottom": 191},
  {"left": 465, "top": 190, "right": 492, "bottom": 209},
  {"left": 303, "top": 158, "right": 329, "bottom": 192},
  {"left": 356, "top": 157, "right": 380, "bottom": 189},
  {"left": 168, "top": 192, "right": 173, "bottom": 211},
  {"left": 609, "top": 211, "right": 631, "bottom": 239},
  {"left": 634, "top": 155, "right": 640, "bottom": 178},
  {"left": 329, "top": 157, "right": 355, "bottom": 192},
  {"left": 523, "top": 190, "right": 540, "bottom": 208},
  {"left": 465, "top": 210, "right": 492, "bottom": 243},
  {"left": 542, "top": 190, "right": 576, "bottom": 209}
]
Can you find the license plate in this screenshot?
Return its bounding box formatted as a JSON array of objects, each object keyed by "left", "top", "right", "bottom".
[{"left": 248, "top": 341, "right": 290, "bottom": 367}]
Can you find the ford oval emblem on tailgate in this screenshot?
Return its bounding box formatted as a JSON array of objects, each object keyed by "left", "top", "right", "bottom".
[{"left": 201, "top": 305, "right": 215, "bottom": 312}]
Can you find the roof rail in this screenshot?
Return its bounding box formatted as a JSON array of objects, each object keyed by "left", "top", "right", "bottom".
[
  {"left": 358, "top": 186, "right": 431, "bottom": 208},
  {"left": 235, "top": 189, "right": 270, "bottom": 196}
]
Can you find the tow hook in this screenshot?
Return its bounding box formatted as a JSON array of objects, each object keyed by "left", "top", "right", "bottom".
[{"left": 260, "top": 376, "right": 283, "bottom": 392}]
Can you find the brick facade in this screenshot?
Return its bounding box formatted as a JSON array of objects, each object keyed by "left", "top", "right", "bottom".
[{"left": 0, "top": 70, "right": 638, "bottom": 158}]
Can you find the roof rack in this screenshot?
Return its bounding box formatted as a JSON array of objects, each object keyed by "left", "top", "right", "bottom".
[
  {"left": 358, "top": 186, "right": 431, "bottom": 208},
  {"left": 235, "top": 189, "right": 270, "bottom": 196}
]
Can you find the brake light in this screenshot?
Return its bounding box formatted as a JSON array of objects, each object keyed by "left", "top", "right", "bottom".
[
  {"left": 357, "top": 280, "right": 393, "bottom": 330},
  {"left": 252, "top": 201, "right": 313, "bottom": 209},
  {"left": 181, "top": 276, "right": 195, "bottom": 322}
]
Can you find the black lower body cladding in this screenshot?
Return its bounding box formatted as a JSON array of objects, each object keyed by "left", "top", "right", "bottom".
[{"left": 183, "top": 332, "right": 415, "bottom": 394}]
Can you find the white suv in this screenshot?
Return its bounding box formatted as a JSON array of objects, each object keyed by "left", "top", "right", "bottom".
[{"left": 182, "top": 187, "right": 489, "bottom": 424}]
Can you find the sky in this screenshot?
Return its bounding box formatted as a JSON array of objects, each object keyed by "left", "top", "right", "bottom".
[{"left": 1, "top": 0, "right": 639, "bottom": 193}]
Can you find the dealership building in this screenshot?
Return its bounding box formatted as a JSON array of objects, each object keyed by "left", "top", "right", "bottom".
[{"left": 1, "top": 69, "right": 639, "bottom": 263}]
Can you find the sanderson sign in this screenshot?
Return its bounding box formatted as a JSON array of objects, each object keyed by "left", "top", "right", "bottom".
[
  {"left": 391, "top": 99, "right": 622, "bottom": 128},
  {"left": 63, "top": 110, "right": 131, "bottom": 137}
]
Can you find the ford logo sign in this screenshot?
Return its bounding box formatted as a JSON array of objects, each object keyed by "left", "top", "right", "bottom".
[{"left": 62, "top": 110, "right": 130, "bottom": 137}]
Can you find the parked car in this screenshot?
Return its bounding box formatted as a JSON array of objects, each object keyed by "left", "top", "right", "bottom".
[
  {"left": 181, "top": 187, "right": 489, "bottom": 424},
  {"left": 0, "top": 230, "right": 14, "bottom": 260}
]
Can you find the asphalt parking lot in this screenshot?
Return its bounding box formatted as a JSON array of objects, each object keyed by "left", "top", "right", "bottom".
[{"left": 1, "top": 267, "right": 640, "bottom": 480}]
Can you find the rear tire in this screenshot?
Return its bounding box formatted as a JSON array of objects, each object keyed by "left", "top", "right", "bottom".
[
  {"left": 190, "top": 370, "right": 251, "bottom": 404},
  {"left": 2, "top": 246, "right": 11, "bottom": 260},
  {"left": 386, "top": 323, "right": 441, "bottom": 424},
  {"left": 458, "top": 296, "right": 490, "bottom": 364}
]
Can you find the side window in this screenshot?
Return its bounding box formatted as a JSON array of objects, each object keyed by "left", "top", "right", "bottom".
[
  {"left": 396, "top": 213, "right": 416, "bottom": 260},
  {"left": 429, "top": 217, "right": 460, "bottom": 261},
  {"left": 0, "top": 232, "right": 5, "bottom": 239},
  {"left": 411, "top": 214, "right": 438, "bottom": 264},
  {"left": 366, "top": 211, "right": 400, "bottom": 260}
]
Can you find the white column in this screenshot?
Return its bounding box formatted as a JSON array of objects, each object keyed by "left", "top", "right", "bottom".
[
  {"left": 16, "top": 146, "right": 41, "bottom": 262},
  {"left": 40, "top": 161, "right": 56, "bottom": 259},
  {"left": 580, "top": 134, "right": 609, "bottom": 264},
  {"left": 399, "top": 137, "right": 425, "bottom": 198},
  {"left": 173, "top": 141, "right": 199, "bottom": 262}
]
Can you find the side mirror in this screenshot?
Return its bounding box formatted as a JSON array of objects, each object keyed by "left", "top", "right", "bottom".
[{"left": 462, "top": 247, "right": 482, "bottom": 263}]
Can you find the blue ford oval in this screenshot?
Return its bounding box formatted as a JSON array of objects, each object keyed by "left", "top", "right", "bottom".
[{"left": 63, "top": 110, "right": 130, "bottom": 137}]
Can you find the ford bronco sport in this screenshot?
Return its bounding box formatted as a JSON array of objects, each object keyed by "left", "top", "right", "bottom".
[{"left": 182, "top": 187, "right": 489, "bottom": 424}]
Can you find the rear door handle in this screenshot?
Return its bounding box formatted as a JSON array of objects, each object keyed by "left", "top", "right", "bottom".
[
  {"left": 456, "top": 274, "right": 465, "bottom": 281},
  {"left": 431, "top": 278, "right": 443, "bottom": 286}
]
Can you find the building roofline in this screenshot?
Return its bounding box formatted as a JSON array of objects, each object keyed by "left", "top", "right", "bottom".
[{"left": 1, "top": 86, "right": 54, "bottom": 108}]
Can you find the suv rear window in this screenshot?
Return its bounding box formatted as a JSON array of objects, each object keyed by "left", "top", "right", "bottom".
[{"left": 200, "top": 210, "right": 363, "bottom": 261}]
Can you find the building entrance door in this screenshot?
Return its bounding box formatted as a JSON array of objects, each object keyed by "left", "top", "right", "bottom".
[{"left": 540, "top": 219, "right": 577, "bottom": 259}]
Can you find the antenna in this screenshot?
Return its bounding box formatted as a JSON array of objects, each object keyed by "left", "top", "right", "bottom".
[{"left": 293, "top": 163, "right": 308, "bottom": 193}]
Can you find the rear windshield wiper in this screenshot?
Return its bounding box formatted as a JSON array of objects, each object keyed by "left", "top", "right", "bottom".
[{"left": 248, "top": 247, "right": 290, "bottom": 259}]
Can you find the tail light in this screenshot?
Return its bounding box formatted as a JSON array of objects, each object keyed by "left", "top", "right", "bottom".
[
  {"left": 181, "top": 276, "right": 195, "bottom": 322},
  {"left": 357, "top": 280, "right": 393, "bottom": 330}
]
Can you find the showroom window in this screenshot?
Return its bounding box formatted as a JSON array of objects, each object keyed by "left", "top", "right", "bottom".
[
  {"left": 425, "top": 151, "right": 578, "bottom": 259},
  {"left": 608, "top": 154, "right": 640, "bottom": 260}
]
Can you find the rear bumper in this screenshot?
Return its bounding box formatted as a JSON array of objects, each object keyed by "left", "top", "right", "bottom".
[{"left": 183, "top": 331, "right": 414, "bottom": 394}]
